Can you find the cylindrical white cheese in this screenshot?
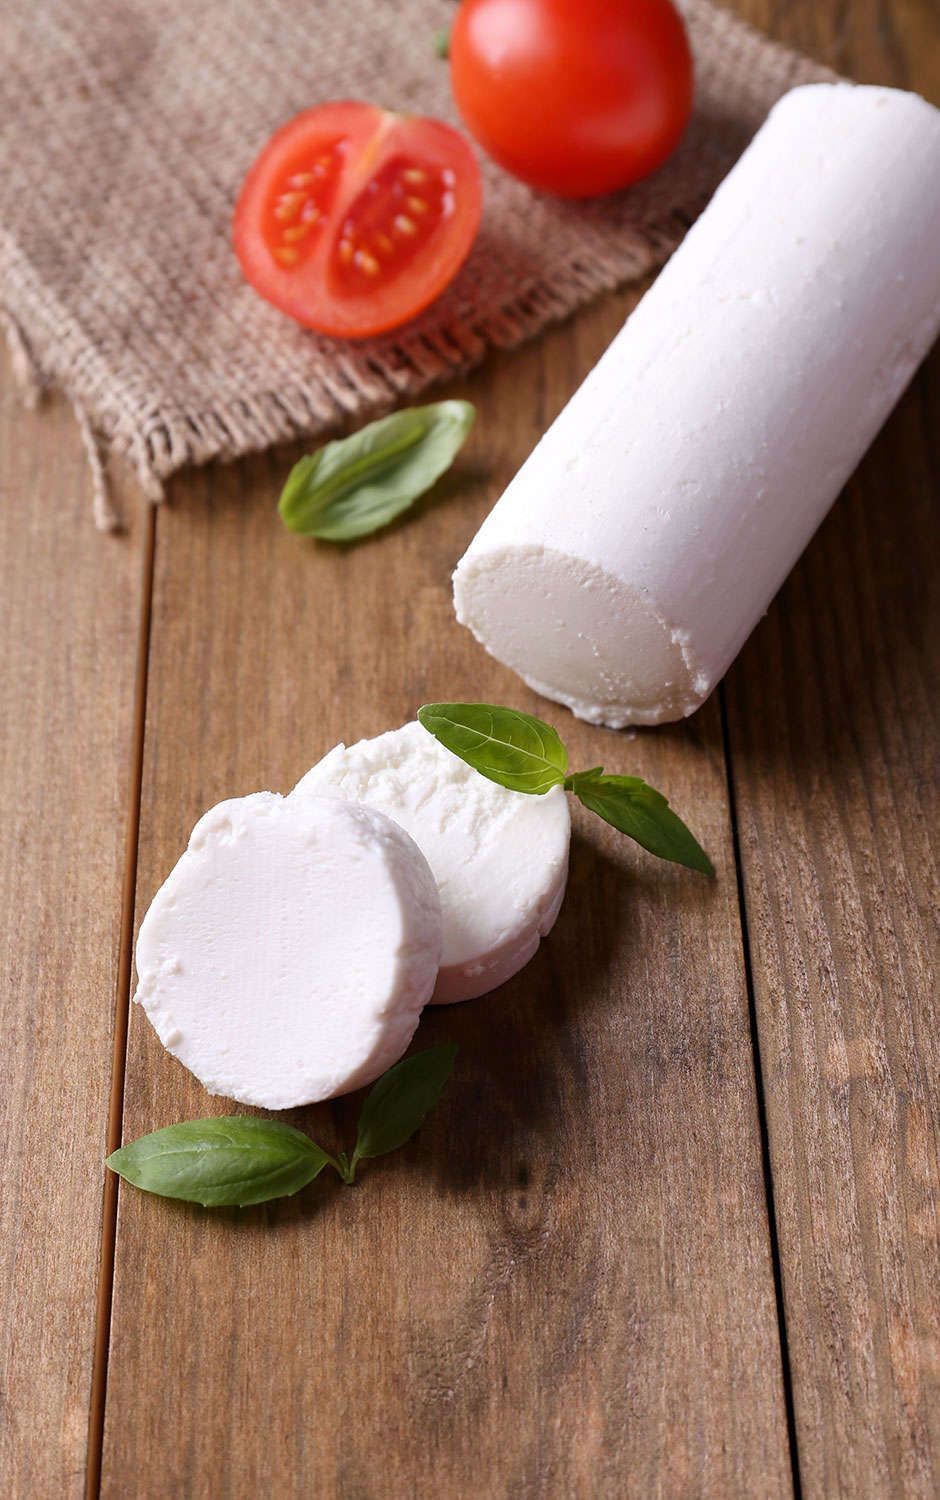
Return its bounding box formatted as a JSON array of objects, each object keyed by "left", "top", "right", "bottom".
[
  {"left": 134, "top": 792, "right": 442, "bottom": 1108},
  {"left": 454, "top": 84, "right": 940, "bottom": 727},
  {"left": 292, "top": 722, "right": 570, "bottom": 1003}
]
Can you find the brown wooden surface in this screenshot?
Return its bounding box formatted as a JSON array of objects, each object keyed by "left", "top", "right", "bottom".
[
  {"left": 1, "top": 3, "right": 937, "bottom": 1498},
  {"left": 0, "top": 393, "right": 147, "bottom": 1492},
  {"left": 724, "top": 348, "right": 940, "bottom": 1499},
  {"left": 722, "top": 4, "right": 940, "bottom": 1497},
  {"left": 98, "top": 306, "right": 789, "bottom": 1500}
]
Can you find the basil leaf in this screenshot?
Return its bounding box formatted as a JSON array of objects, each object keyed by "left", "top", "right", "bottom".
[
  {"left": 352, "top": 1043, "right": 457, "bottom": 1168},
  {"left": 417, "top": 702, "right": 568, "bottom": 794},
  {"left": 107, "top": 1117, "right": 330, "bottom": 1207},
  {"left": 278, "top": 400, "right": 475, "bottom": 542},
  {"left": 567, "top": 769, "right": 714, "bottom": 875}
]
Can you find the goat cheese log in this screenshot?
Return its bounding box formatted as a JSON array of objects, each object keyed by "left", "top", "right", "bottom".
[{"left": 453, "top": 83, "right": 940, "bottom": 727}]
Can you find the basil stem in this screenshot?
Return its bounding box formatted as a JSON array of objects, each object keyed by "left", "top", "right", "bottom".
[
  {"left": 106, "top": 1046, "right": 457, "bottom": 1207},
  {"left": 418, "top": 702, "right": 714, "bottom": 874}
]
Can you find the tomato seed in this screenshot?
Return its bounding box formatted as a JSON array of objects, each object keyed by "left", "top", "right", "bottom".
[
  {"left": 236, "top": 104, "right": 480, "bottom": 334},
  {"left": 274, "top": 192, "right": 305, "bottom": 221}
]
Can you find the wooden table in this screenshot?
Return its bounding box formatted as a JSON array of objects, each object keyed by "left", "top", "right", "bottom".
[{"left": 2, "top": 3, "right": 937, "bottom": 1496}]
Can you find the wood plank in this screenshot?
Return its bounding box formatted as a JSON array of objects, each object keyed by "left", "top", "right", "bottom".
[
  {"left": 0, "top": 366, "right": 147, "bottom": 1494},
  {"left": 724, "top": 358, "right": 940, "bottom": 1496},
  {"left": 100, "top": 291, "right": 791, "bottom": 1498},
  {"left": 725, "top": 3, "right": 940, "bottom": 1495}
]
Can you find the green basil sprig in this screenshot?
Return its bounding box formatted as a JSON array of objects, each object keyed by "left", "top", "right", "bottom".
[
  {"left": 105, "top": 1116, "right": 329, "bottom": 1208},
  {"left": 351, "top": 1042, "right": 457, "bottom": 1171},
  {"left": 416, "top": 701, "right": 568, "bottom": 795},
  {"left": 566, "top": 768, "right": 714, "bottom": 873},
  {"left": 107, "top": 1044, "right": 457, "bottom": 1208},
  {"left": 417, "top": 703, "right": 714, "bottom": 876},
  {"left": 279, "top": 401, "right": 474, "bottom": 542}
]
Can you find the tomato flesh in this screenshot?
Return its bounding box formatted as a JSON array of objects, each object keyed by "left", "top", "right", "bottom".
[
  {"left": 333, "top": 157, "right": 457, "bottom": 289},
  {"left": 263, "top": 140, "right": 346, "bottom": 271},
  {"left": 234, "top": 102, "right": 482, "bottom": 339},
  {"left": 450, "top": 0, "right": 693, "bottom": 198}
]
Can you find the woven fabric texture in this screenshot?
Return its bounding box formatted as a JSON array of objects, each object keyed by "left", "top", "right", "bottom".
[{"left": 0, "top": 0, "right": 831, "bottom": 526}]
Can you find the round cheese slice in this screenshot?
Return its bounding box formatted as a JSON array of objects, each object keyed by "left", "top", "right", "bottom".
[
  {"left": 133, "top": 792, "right": 442, "bottom": 1108},
  {"left": 292, "top": 722, "right": 570, "bottom": 1004}
]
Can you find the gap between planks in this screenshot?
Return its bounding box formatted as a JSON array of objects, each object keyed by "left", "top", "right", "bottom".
[
  {"left": 719, "top": 684, "right": 805, "bottom": 1500},
  {"left": 85, "top": 503, "right": 157, "bottom": 1500},
  {"left": 80, "top": 493, "right": 802, "bottom": 1496}
]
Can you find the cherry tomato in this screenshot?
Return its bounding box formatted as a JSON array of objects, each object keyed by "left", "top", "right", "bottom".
[
  {"left": 450, "top": 0, "right": 693, "bottom": 198},
  {"left": 233, "top": 101, "right": 482, "bottom": 338}
]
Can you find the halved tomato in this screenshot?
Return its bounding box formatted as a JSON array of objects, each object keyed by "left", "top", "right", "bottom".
[{"left": 233, "top": 101, "right": 483, "bottom": 339}]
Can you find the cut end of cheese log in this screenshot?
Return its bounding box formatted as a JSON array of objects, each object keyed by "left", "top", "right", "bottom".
[
  {"left": 455, "top": 546, "right": 703, "bottom": 728},
  {"left": 453, "top": 83, "right": 940, "bottom": 727},
  {"left": 133, "top": 792, "right": 442, "bottom": 1109},
  {"left": 292, "top": 721, "right": 571, "bottom": 1002}
]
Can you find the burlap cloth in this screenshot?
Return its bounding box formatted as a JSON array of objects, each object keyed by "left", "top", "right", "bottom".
[{"left": 0, "top": 0, "right": 832, "bottom": 528}]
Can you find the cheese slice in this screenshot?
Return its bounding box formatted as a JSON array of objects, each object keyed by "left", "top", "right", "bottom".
[
  {"left": 292, "top": 721, "right": 570, "bottom": 1003},
  {"left": 453, "top": 83, "right": 940, "bottom": 726},
  {"left": 133, "top": 792, "right": 441, "bottom": 1108}
]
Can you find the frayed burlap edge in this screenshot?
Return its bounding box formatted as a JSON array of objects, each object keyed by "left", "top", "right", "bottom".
[
  {"left": 0, "top": 210, "right": 693, "bottom": 530},
  {"left": 0, "top": 3, "right": 835, "bottom": 531}
]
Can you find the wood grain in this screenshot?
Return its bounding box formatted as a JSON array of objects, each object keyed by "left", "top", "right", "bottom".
[
  {"left": 725, "top": 3, "right": 940, "bottom": 1496},
  {"left": 1, "top": 2, "right": 935, "bottom": 1495},
  {"left": 99, "top": 292, "right": 791, "bottom": 1498},
  {"left": 0, "top": 369, "right": 146, "bottom": 1495},
  {"left": 724, "top": 358, "right": 940, "bottom": 1495}
]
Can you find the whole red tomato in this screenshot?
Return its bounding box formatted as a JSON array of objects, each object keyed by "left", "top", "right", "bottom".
[{"left": 450, "top": 0, "right": 694, "bottom": 197}]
